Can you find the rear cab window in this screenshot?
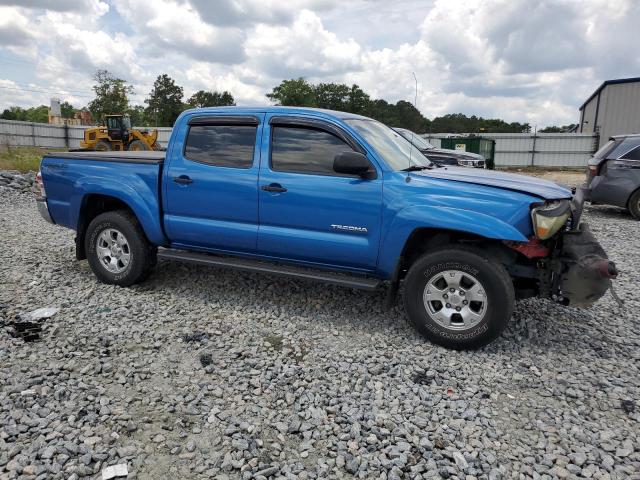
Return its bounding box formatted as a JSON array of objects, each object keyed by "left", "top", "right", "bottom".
[{"left": 184, "top": 124, "right": 257, "bottom": 168}]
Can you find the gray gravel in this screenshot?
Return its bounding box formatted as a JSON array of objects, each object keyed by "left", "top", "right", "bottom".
[
  {"left": 0, "top": 172, "right": 35, "bottom": 194},
  {"left": 1, "top": 185, "right": 639, "bottom": 480}
]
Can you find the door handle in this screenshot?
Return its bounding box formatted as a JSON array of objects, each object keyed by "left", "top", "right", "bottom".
[
  {"left": 173, "top": 175, "right": 193, "bottom": 185},
  {"left": 261, "top": 183, "right": 287, "bottom": 193}
]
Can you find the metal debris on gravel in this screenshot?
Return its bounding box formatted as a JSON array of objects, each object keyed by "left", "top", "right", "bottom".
[{"left": 0, "top": 182, "right": 639, "bottom": 479}]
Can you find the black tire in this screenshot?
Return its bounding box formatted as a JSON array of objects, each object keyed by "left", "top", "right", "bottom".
[
  {"left": 95, "top": 140, "right": 112, "bottom": 151},
  {"left": 403, "top": 247, "right": 514, "bottom": 349},
  {"left": 127, "top": 139, "right": 150, "bottom": 151},
  {"left": 85, "top": 210, "right": 157, "bottom": 286},
  {"left": 628, "top": 189, "right": 640, "bottom": 220}
]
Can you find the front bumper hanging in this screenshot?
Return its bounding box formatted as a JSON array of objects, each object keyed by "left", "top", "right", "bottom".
[{"left": 554, "top": 191, "right": 617, "bottom": 306}]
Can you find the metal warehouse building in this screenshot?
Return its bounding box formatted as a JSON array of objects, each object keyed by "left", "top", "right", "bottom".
[{"left": 579, "top": 77, "right": 640, "bottom": 148}]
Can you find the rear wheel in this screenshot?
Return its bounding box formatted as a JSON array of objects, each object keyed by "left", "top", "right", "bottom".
[
  {"left": 85, "top": 210, "right": 156, "bottom": 286},
  {"left": 628, "top": 190, "right": 640, "bottom": 220},
  {"left": 403, "top": 247, "right": 514, "bottom": 349},
  {"left": 95, "top": 140, "right": 112, "bottom": 151},
  {"left": 127, "top": 140, "right": 150, "bottom": 151}
]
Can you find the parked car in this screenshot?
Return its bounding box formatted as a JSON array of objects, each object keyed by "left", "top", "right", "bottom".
[
  {"left": 36, "top": 107, "right": 616, "bottom": 349},
  {"left": 586, "top": 134, "right": 640, "bottom": 219},
  {"left": 393, "top": 127, "right": 485, "bottom": 168}
]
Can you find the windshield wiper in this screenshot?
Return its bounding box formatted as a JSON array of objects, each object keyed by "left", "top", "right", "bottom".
[{"left": 402, "top": 164, "right": 431, "bottom": 172}]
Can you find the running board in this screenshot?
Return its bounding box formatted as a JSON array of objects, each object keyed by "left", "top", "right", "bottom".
[{"left": 157, "top": 249, "right": 382, "bottom": 291}]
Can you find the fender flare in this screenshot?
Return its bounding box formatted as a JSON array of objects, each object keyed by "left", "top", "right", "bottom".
[
  {"left": 71, "top": 179, "right": 167, "bottom": 246},
  {"left": 377, "top": 205, "right": 528, "bottom": 277}
]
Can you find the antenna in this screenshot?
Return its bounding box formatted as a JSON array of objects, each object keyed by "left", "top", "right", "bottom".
[{"left": 408, "top": 72, "right": 418, "bottom": 169}]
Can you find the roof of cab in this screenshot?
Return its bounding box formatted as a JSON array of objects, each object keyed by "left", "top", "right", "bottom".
[{"left": 180, "top": 106, "right": 370, "bottom": 121}]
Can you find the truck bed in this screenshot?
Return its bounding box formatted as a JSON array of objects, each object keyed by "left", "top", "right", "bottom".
[
  {"left": 40, "top": 151, "right": 167, "bottom": 245},
  {"left": 46, "top": 151, "right": 165, "bottom": 164}
]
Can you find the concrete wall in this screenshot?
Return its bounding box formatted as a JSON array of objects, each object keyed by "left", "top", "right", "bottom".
[
  {"left": 423, "top": 133, "right": 598, "bottom": 167},
  {"left": 1, "top": 119, "right": 598, "bottom": 168}
]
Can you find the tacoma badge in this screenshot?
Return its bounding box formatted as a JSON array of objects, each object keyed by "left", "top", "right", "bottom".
[{"left": 331, "top": 224, "right": 368, "bottom": 233}]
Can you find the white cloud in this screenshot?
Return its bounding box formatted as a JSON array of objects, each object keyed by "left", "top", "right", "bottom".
[
  {"left": 244, "top": 10, "right": 362, "bottom": 79},
  {"left": 0, "top": 6, "right": 37, "bottom": 53},
  {"left": 112, "top": 0, "right": 246, "bottom": 64},
  {"left": 0, "top": 0, "right": 638, "bottom": 127}
]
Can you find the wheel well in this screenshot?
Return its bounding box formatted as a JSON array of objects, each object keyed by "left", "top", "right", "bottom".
[
  {"left": 399, "top": 228, "right": 517, "bottom": 277},
  {"left": 76, "top": 194, "right": 134, "bottom": 260}
]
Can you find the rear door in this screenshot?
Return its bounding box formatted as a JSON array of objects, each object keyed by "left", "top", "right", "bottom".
[
  {"left": 257, "top": 115, "right": 383, "bottom": 271},
  {"left": 164, "top": 114, "right": 264, "bottom": 252}
]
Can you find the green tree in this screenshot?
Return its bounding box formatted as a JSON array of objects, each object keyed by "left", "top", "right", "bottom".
[
  {"left": 430, "top": 113, "right": 530, "bottom": 133},
  {"left": 87, "top": 70, "right": 134, "bottom": 123},
  {"left": 127, "top": 105, "right": 147, "bottom": 127},
  {"left": 346, "top": 84, "right": 370, "bottom": 114},
  {"left": 186, "top": 90, "right": 235, "bottom": 108},
  {"left": 539, "top": 124, "right": 577, "bottom": 133},
  {"left": 145, "top": 74, "right": 184, "bottom": 127},
  {"left": 266, "top": 78, "right": 316, "bottom": 106},
  {"left": 0, "top": 106, "right": 26, "bottom": 120},
  {"left": 60, "top": 101, "right": 76, "bottom": 119},
  {"left": 315, "top": 83, "right": 350, "bottom": 111},
  {"left": 25, "top": 106, "right": 49, "bottom": 123}
]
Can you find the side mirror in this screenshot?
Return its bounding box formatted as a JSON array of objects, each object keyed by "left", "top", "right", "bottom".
[{"left": 333, "top": 152, "right": 372, "bottom": 177}]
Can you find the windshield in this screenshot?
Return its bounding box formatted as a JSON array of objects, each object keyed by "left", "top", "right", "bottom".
[
  {"left": 345, "top": 119, "right": 431, "bottom": 170},
  {"left": 395, "top": 128, "right": 434, "bottom": 150}
]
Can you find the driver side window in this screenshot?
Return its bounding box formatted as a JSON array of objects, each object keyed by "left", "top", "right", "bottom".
[{"left": 271, "top": 126, "right": 353, "bottom": 176}]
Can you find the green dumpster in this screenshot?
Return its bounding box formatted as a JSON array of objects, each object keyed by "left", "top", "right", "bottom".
[{"left": 440, "top": 137, "right": 496, "bottom": 169}]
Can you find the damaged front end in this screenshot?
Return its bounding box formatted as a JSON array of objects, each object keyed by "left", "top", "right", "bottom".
[
  {"left": 544, "top": 186, "right": 617, "bottom": 307},
  {"left": 508, "top": 186, "right": 618, "bottom": 307},
  {"left": 549, "top": 223, "right": 617, "bottom": 307}
]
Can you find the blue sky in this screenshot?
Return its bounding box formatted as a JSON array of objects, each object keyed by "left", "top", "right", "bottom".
[{"left": 0, "top": 0, "right": 638, "bottom": 127}]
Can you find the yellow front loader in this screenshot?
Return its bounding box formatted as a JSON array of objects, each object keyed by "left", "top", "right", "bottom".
[{"left": 80, "top": 115, "right": 161, "bottom": 151}]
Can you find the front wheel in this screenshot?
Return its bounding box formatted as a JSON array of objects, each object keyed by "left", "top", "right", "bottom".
[
  {"left": 403, "top": 247, "right": 514, "bottom": 349},
  {"left": 127, "top": 139, "right": 150, "bottom": 151},
  {"left": 85, "top": 210, "right": 156, "bottom": 286}
]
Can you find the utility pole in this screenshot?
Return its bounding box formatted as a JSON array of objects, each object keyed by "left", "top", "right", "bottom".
[{"left": 531, "top": 125, "right": 537, "bottom": 167}]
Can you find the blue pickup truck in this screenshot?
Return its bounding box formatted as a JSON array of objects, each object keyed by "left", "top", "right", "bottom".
[{"left": 36, "top": 107, "right": 617, "bottom": 349}]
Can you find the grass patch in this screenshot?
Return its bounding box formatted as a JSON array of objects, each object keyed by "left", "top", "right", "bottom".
[{"left": 0, "top": 146, "right": 47, "bottom": 173}]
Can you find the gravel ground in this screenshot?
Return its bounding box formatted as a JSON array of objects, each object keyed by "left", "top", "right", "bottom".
[{"left": 1, "top": 187, "right": 639, "bottom": 480}]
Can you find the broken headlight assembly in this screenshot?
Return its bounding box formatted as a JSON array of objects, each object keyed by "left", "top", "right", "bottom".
[{"left": 531, "top": 199, "right": 571, "bottom": 240}]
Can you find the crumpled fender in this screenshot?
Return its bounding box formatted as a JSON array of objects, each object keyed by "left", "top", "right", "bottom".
[{"left": 377, "top": 205, "right": 528, "bottom": 277}]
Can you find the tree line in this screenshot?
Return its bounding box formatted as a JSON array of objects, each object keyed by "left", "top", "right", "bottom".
[
  {"left": 0, "top": 70, "right": 235, "bottom": 127},
  {"left": 1, "top": 71, "right": 545, "bottom": 133},
  {"left": 265, "top": 78, "right": 532, "bottom": 133}
]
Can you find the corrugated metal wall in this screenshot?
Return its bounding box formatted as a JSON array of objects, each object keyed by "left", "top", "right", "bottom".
[
  {"left": 598, "top": 82, "right": 640, "bottom": 147},
  {"left": 423, "top": 133, "right": 598, "bottom": 167},
  {"left": 1, "top": 119, "right": 598, "bottom": 167},
  {"left": 0, "top": 119, "right": 173, "bottom": 149}
]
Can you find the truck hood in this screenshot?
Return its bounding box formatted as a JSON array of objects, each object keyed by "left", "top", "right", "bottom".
[
  {"left": 426, "top": 147, "right": 484, "bottom": 161},
  {"left": 418, "top": 166, "right": 572, "bottom": 200}
]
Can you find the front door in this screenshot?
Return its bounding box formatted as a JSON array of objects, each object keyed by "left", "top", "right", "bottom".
[
  {"left": 164, "top": 114, "right": 263, "bottom": 253},
  {"left": 257, "top": 116, "right": 383, "bottom": 271}
]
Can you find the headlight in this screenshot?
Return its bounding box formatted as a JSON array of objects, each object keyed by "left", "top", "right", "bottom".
[{"left": 531, "top": 200, "right": 571, "bottom": 240}]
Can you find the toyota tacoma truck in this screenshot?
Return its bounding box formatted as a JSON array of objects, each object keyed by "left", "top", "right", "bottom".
[{"left": 36, "top": 107, "right": 617, "bottom": 349}]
